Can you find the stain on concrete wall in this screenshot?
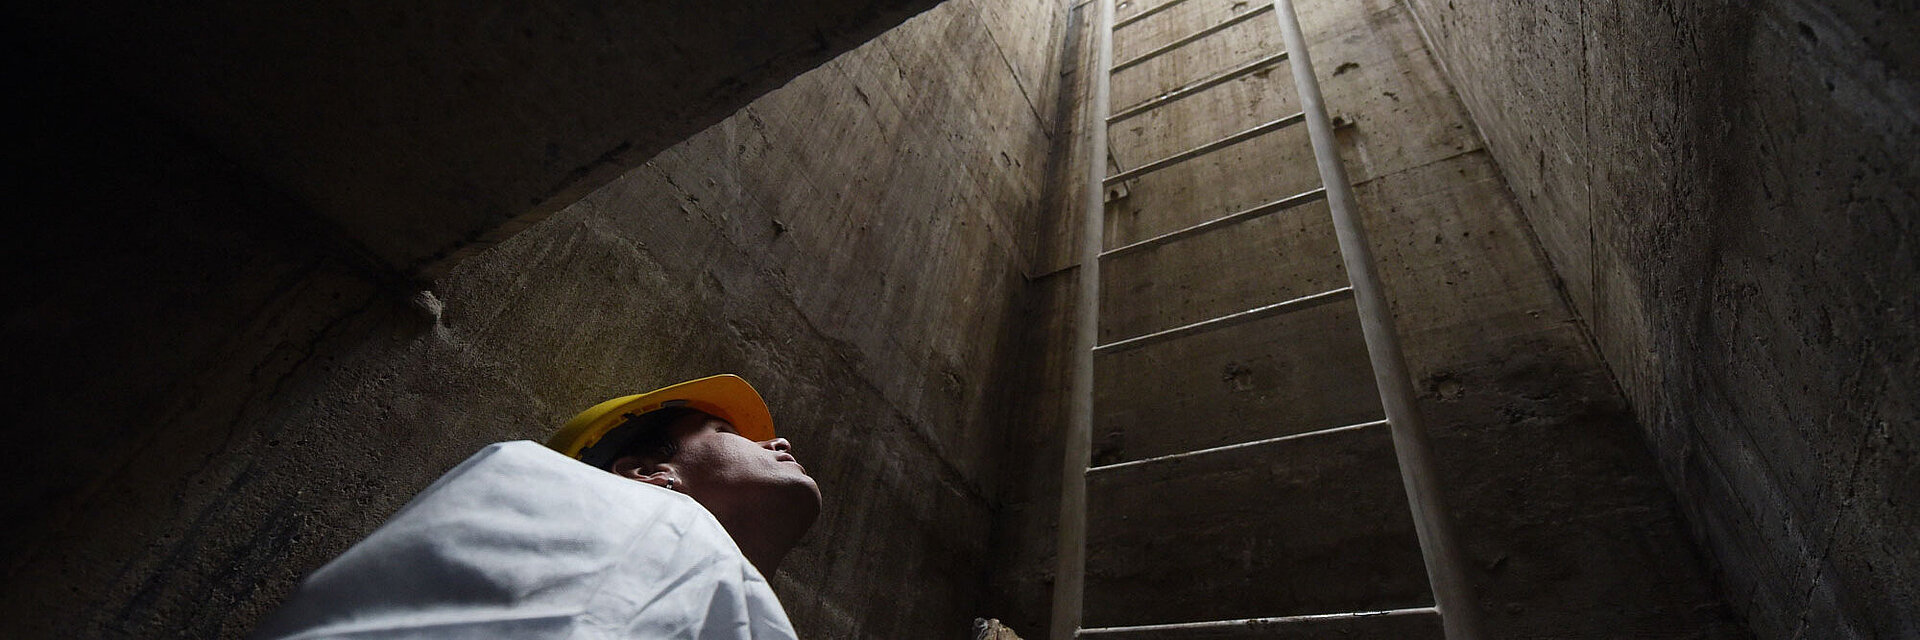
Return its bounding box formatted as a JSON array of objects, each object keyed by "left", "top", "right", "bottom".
[
  {"left": 2, "top": 0, "right": 1066, "bottom": 636},
  {"left": 1400, "top": 0, "right": 1918, "bottom": 637},
  {"left": 989, "top": 0, "right": 1749, "bottom": 637}
]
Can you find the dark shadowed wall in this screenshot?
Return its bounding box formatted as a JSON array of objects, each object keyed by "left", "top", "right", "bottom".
[
  {"left": 1400, "top": 1, "right": 1918, "bottom": 637},
  {"left": 25, "top": 0, "right": 948, "bottom": 279}
]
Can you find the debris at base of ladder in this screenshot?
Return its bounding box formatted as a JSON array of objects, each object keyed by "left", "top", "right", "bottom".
[{"left": 972, "top": 618, "right": 1025, "bottom": 640}]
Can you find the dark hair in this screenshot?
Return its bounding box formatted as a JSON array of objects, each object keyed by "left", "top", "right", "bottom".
[{"left": 577, "top": 406, "right": 700, "bottom": 470}]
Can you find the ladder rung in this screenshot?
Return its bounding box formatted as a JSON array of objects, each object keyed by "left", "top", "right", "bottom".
[
  {"left": 1104, "top": 111, "right": 1304, "bottom": 185},
  {"left": 1077, "top": 607, "right": 1440, "bottom": 637},
  {"left": 1113, "top": 0, "right": 1190, "bottom": 30},
  {"left": 1092, "top": 286, "right": 1352, "bottom": 355},
  {"left": 1100, "top": 187, "right": 1326, "bottom": 260},
  {"left": 1086, "top": 419, "right": 1385, "bottom": 474},
  {"left": 1109, "top": 51, "right": 1289, "bottom": 124},
  {"left": 1111, "top": 4, "right": 1275, "bottom": 74}
]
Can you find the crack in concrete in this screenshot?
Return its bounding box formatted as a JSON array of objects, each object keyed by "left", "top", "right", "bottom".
[
  {"left": 94, "top": 282, "right": 386, "bottom": 634},
  {"left": 1788, "top": 382, "right": 1883, "bottom": 638},
  {"left": 1579, "top": 0, "right": 1597, "bottom": 364},
  {"left": 979, "top": 2, "right": 1056, "bottom": 136}
]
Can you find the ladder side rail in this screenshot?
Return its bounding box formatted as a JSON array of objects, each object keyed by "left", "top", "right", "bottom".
[
  {"left": 1270, "top": 1, "right": 1483, "bottom": 638},
  {"left": 1052, "top": 0, "right": 1115, "bottom": 636}
]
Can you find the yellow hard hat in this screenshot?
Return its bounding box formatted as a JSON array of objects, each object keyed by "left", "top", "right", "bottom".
[{"left": 547, "top": 374, "right": 776, "bottom": 464}]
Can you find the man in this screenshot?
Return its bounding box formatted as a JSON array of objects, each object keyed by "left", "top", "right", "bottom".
[{"left": 253, "top": 374, "right": 821, "bottom": 639}]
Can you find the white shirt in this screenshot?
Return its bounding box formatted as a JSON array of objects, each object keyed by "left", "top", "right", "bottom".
[{"left": 252, "top": 441, "right": 800, "bottom": 640}]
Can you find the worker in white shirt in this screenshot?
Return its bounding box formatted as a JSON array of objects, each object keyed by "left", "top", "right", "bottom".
[{"left": 252, "top": 374, "right": 821, "bottom": 639}]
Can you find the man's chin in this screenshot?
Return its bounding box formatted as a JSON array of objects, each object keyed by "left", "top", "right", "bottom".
[{"left": 786, "top": 476, "right": 823, "bottom": 518}]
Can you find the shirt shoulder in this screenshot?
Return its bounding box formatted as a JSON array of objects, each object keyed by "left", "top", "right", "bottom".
[{"left": 254, "top": 441, "right": 798, "bottom": 639}]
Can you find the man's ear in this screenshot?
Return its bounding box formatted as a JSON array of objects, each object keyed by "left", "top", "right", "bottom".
[{"left": 610, "top": 455, "right": 677, "bottom": 489}]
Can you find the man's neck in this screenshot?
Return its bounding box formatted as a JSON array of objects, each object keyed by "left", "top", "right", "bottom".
[{"left": 713, "top": 512, "right": 796, "bottom": 575}]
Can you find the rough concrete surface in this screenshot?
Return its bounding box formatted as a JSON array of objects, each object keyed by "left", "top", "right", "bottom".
[
  {"left": 988, "top": 0, "right": 1751, "bottom": 637},
  {"left": 3, "top": 0, "right": 1066, "bottom": 636},
  {"left": 1402, "top": 0, "right": 1918, "bottom": 637},
  {"left": 6, "top": 0, "right": 1907, "bottom": 638},
  {"left": 23, "top": 0, "right": 949, "bottom": 279}
]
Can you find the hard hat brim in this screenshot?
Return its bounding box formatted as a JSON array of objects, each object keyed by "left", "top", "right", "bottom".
[{"left": 546, "top": 374, "right": 776, "bottom": 461}]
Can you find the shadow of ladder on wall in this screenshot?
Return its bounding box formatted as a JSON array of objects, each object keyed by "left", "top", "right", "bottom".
[{"left": 1050, "top": 0, "right": 1485, "bottom": 638}]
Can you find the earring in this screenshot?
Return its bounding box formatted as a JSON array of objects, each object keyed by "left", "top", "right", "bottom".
[{"left": 664, "top": 478, "right": 676, "bottom": 490}]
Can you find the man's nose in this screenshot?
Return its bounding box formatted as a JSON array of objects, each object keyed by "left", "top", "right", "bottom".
[{"left": 760, "top": 438, "right": 792, "bottom": 452}]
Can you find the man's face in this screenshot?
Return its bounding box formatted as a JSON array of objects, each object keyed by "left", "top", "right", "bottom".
[{"left": 655, "top": 412, "right": 821, "bottom": 533}]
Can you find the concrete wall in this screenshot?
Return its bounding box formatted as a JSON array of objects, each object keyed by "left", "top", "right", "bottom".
[
  {"left": 1399, "top": 1, "right": 1918, "bottom": 637},
  {"left": 989, "top": 0, "right": 1750, "bottom": 637},
  {"left": 25, "top": 0, "right": 949, "bottom": 279},
  {"left": 2, "top": 0, "right": 1064, "bottom": 636}
]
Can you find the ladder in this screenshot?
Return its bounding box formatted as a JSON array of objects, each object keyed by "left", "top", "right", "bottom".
[{"left": 1050, "top": 0, "right": 1483, "bottom": 637}]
